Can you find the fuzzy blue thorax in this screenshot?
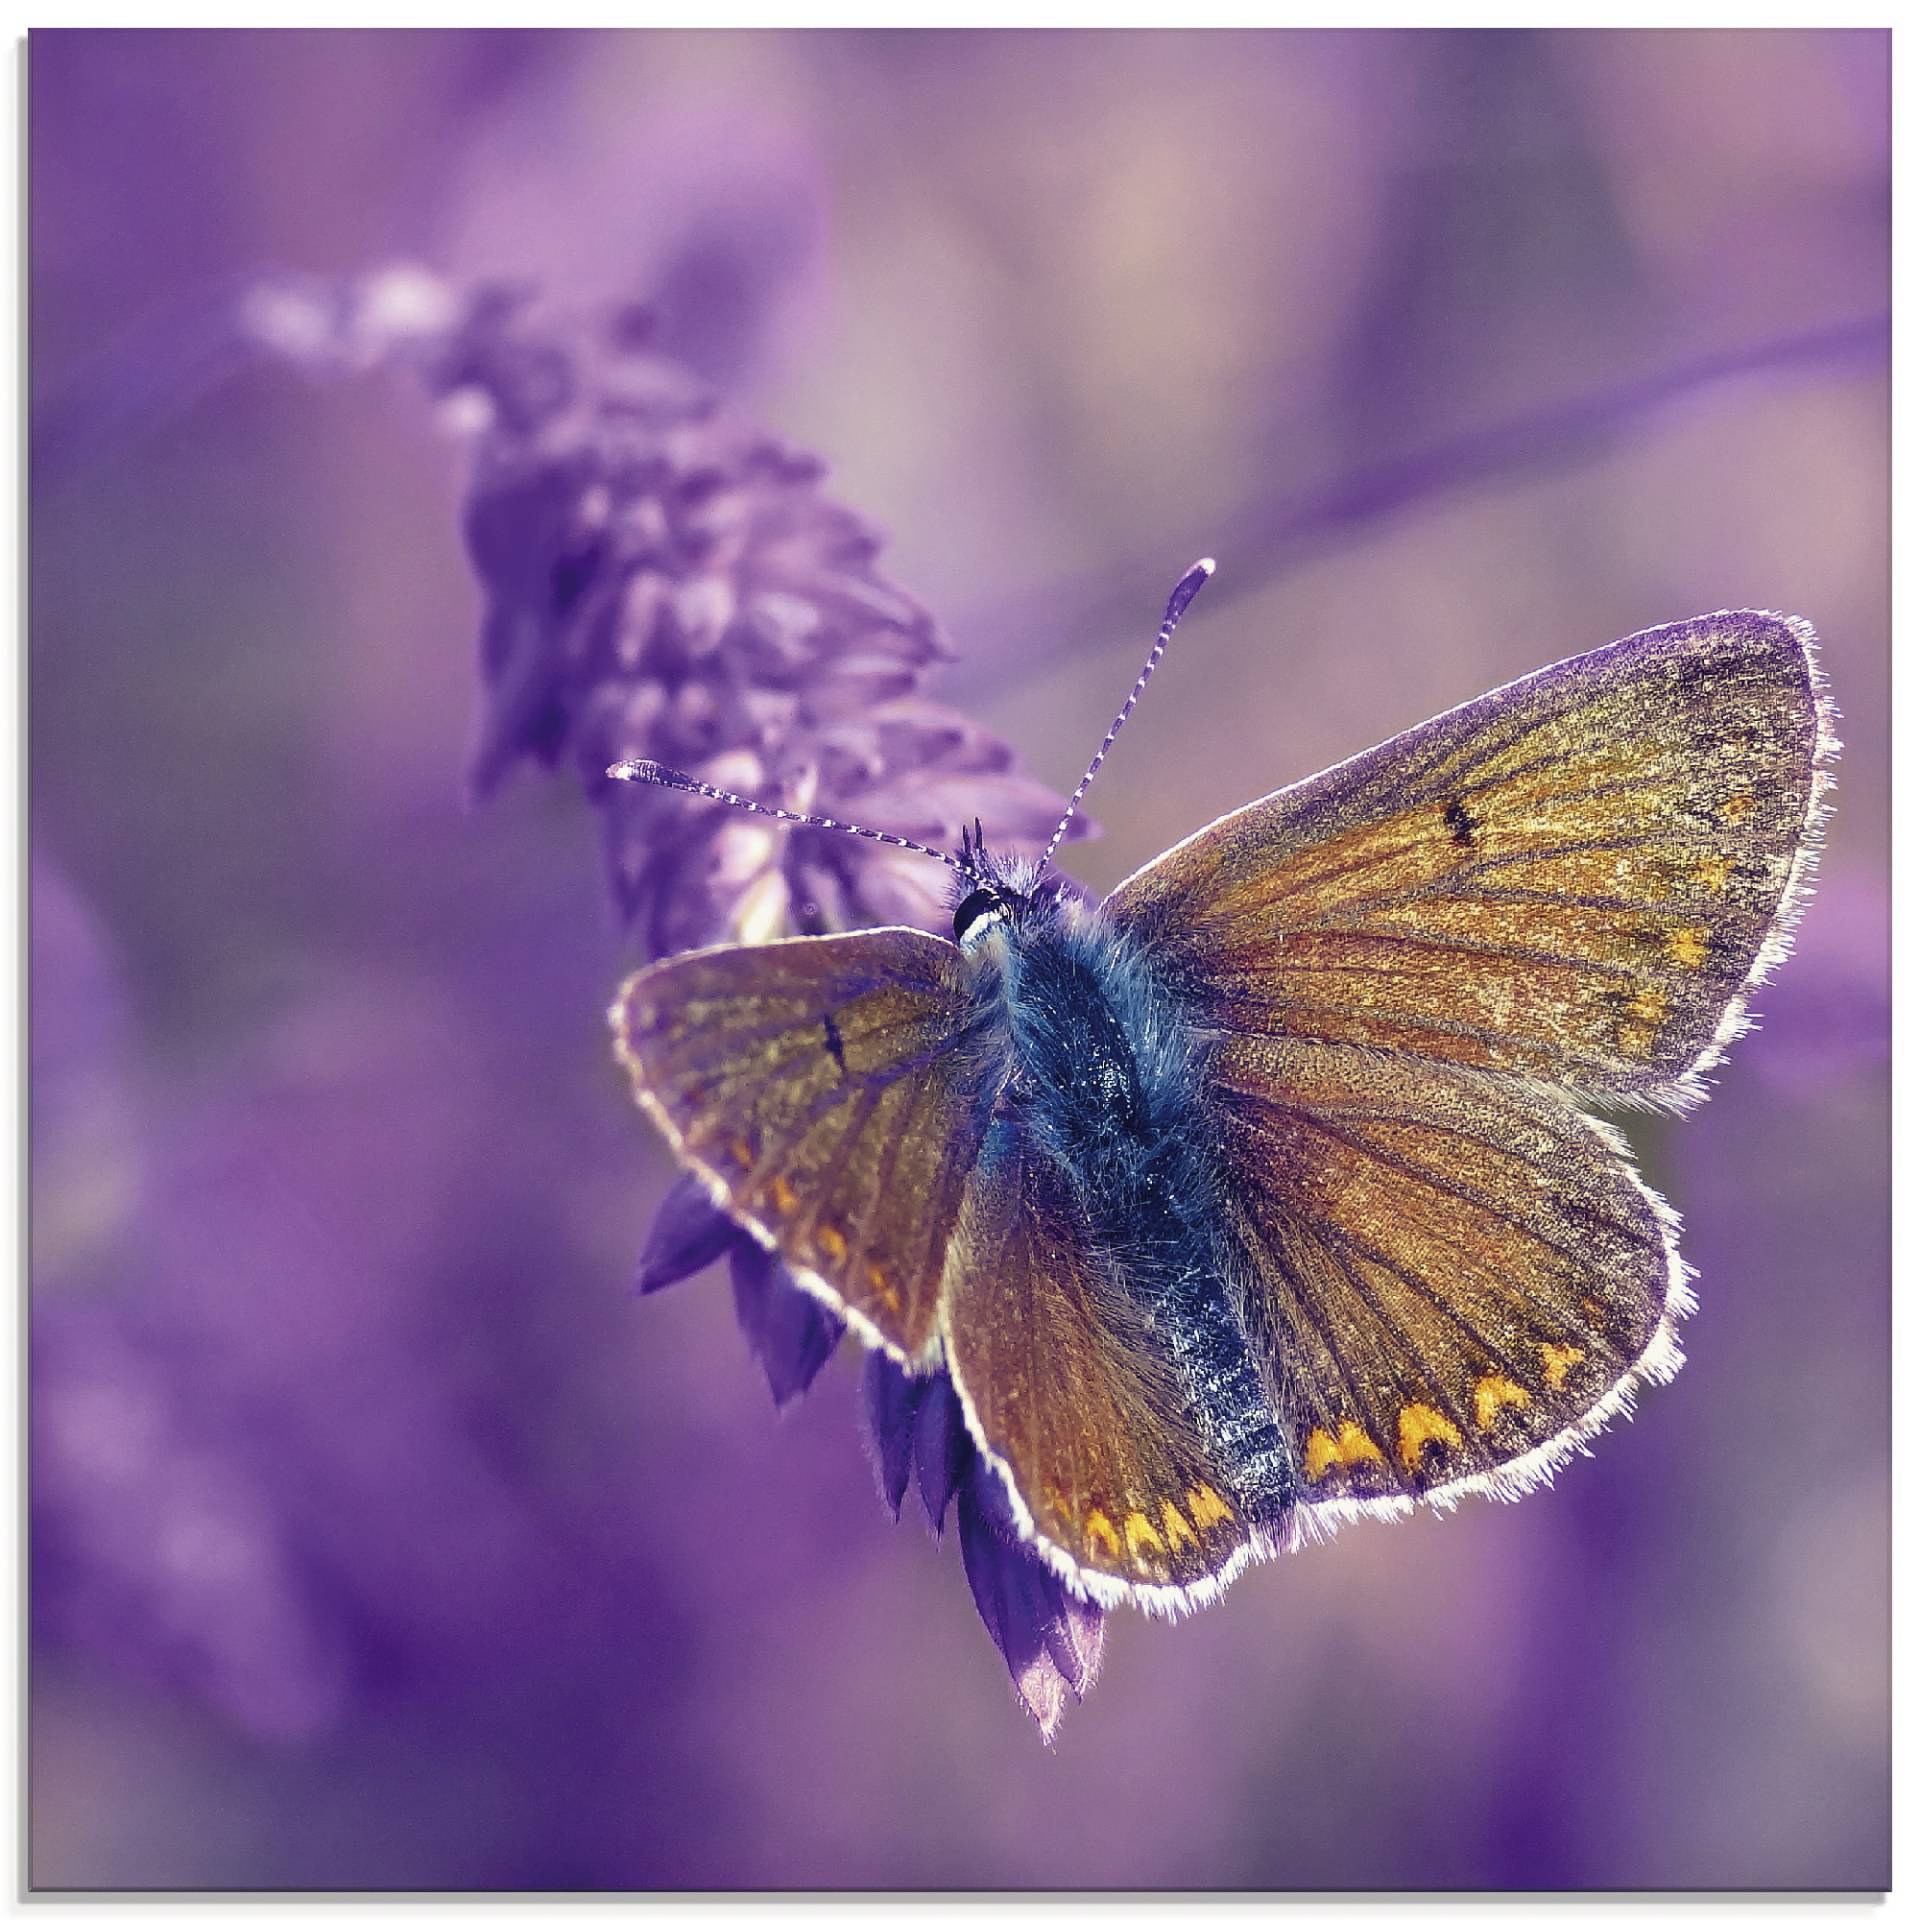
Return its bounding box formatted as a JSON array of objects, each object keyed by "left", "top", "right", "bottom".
[{"left": 953, "top": 869, "right": 1298, "bottom": 1525}]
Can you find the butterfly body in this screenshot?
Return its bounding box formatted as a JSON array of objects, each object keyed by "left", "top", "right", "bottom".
[
  {"left": 613, "top": 608, "right": 1837, "bottom": 1614},
  {"left": 954, "top": 867, "right": 1300, "bottom": 1535}
]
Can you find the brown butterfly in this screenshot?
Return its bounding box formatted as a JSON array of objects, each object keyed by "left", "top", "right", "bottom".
[{"left": 609, "top": 565, "right": 1837, "bottom": 1613}]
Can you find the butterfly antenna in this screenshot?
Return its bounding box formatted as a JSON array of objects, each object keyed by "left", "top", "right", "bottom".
[
  {"left": 1039, "top": 557, "right": 1215, "bottom": 872},
  {"left": 607, "top": 760, "right": 979, "bottom": 879}
]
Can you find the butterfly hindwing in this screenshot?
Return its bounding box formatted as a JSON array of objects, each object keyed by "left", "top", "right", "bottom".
[
  {"left": 942, "top": 1116, "right": 1259, "bottom": 1604},
  {"left": 1108, "top": 612, "right": 1834, "bottom": 1109},
  {"left": 1209, "top": 1036, "right": 1685, "bottom": 1524},
  {"left": 611, "top": 929, "right": 997, "bottom": 1361}
]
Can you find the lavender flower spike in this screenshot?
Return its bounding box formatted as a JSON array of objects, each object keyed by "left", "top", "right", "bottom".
[
  {"left": 248, "top": 267, "right": 1081, "bottom": 957},
  {"left": 252, "top": 267, "right": 1106, "bottom": 1737}
]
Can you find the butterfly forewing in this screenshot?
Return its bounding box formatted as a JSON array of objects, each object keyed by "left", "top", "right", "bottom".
[
  {"left": 943, "top": 1118, "right": 1258, "bottom": 1602},
  {"left": 1107, "top": 612, "right": 1833, "bottom": 1109},
  {"left": 1209, "top": 1038, "right": 1684, "bottom": 1520},
  {"left": 612, "top": 929, "right": 998, "bottom": 1361}
]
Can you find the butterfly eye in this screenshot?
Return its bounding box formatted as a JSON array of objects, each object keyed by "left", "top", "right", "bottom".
[{"left": 953, "top": 888, "right": 1009, "bottom": 947}]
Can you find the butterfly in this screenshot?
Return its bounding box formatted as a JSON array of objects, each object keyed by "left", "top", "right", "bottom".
[{"left": 608, "top": 562, "right": 1837, "bottom": 1614}]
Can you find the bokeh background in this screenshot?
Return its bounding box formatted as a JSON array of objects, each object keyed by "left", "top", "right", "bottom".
[{"left": 29, "top": 27, "right": 1889, "bottom": 1892}]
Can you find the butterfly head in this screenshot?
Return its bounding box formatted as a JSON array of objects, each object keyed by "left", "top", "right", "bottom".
[
  {"left": 952, "top": 825, "right": 1050, "bottom": 950},
  {"left": 951, "top": 884, "right": 1017, "bottom": 949}
]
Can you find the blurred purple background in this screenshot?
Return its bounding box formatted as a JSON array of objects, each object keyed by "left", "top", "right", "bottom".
[{"left": 30, "top": 28, "right": 1888, "bottom": 1891}]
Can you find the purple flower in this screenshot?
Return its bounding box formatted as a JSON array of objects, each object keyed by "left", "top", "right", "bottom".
[
  {"left": 957, "top": 1459, "right": 1107, "bottom": 1742},
  {"left": 248, "top": 267, "right": 1082, "bottom": 956},
  {"left": 727, "top": 1239, "right": 844, "bottom": 1409},
  {"left": 635, "top": 1179, "right": 1111, "bottom": 1737},
  {"left": 861, "top": 1351, "right": 1107, "bottom": 1741},
  {"left": 248, "top": 271, "right": 1109, "bottom": 1738},
  {"left": 633, "top": 1170, "right": 742, "bottom": 1297}
]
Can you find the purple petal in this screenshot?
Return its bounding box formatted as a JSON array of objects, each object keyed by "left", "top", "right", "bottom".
[
  {"left": 861, "top": 1351, "right": 926, "bottom": 1519},
  {"left": 956, "top": 1463, "right": 1107, "bottom": 1743},
  {"left": 727, "top": 1242, "right": 842, "bottom": 1408},
  {"left": 911, "top": 1372, "right": 972, "bottom": 1536},
  {"left": 1038, "top": 1586, "right": 1107, "bottom": 1700},
  {"left": 633, "top": 1173, "right": 741, "bottom": 1295}
]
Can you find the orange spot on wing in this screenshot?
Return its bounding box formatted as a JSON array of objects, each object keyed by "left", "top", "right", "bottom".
[
  {"left": 728, "top": 1139, "right": 754, "bottom": 1169},
  {"left": 1620, "top": 985, "right": 1667, "bottom": 1058},
  {"left": 864, "top": 1262, "right": 900, "bottom": 1312},
  {"left": 1124, "top": 1511, "right": 1165, "bottom": 1561},
  {"left": 1304, "top": 1422, "right": 1387, "bottom": 1480},
  {"left": 1665, "top": 925, "right": 1709, "bottom": 970},
  {"left": 1720, "top": 792, "right": 1754, "bottom": 823},
  {"left": 1693, "top": 854, "right": 1732, "bottom": 893},
  {"left": 814, "top": 1222, "right": 848, "bottom": 1262},
  {"left": 770, "top": 1174, "right": 799, "bottom": 1215},
  {"left": 1473, "top": 1374, "right": 1532, "bottom": 1430},
  {"left": 1540, "top": 1343, "right": 1585, "bottom": 1390},
  {"left": 1186, "top": 1484, "right": 1234, "bottom": 1531},
  {"left": 1160, "top": 1500, "right": 1199, "bottom": 1550},
  {"left": 1084, "top": 1510, "right": 1122, "bottom": 1560},
  {"left": 1397, "top": 1403, "right": 1463, "bottom": 1471}
]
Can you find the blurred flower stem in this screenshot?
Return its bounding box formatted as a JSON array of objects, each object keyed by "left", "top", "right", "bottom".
[{"left": 947, "top": 308, "right": 1890, "bottom": 697}]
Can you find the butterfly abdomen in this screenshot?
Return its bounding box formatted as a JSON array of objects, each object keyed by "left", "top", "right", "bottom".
[{"left": 996, "top": 905, "right": 1297, "bottom": 1524}]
